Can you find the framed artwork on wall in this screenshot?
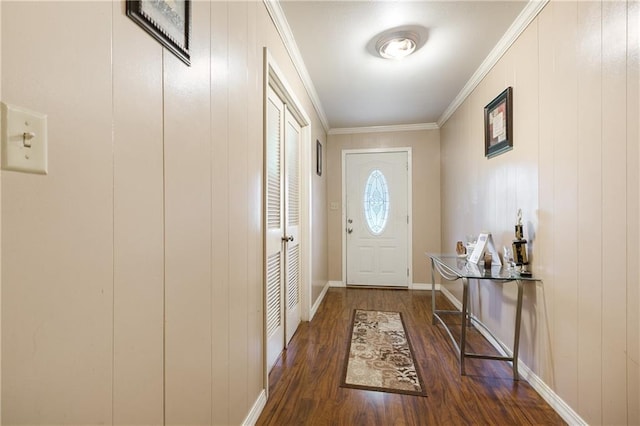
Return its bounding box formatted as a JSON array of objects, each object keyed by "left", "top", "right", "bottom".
[
  {"left": 126, "top": 0, "right": 191, "bottom": 66},
  {"left": 316, "top": 140, "right": 323, "bottom": 176},
  {"left": 484, "top": 86, "right": 513, "bottom": 158}
]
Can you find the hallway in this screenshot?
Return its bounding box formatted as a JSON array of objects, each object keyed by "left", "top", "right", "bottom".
[{"left": 257, "top": 288, "right": 564, "bottom": 425}]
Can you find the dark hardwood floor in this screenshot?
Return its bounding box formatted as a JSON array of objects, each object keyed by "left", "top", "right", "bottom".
[{"left": 257, "top": 287, "right": 565, "bottom": 425}]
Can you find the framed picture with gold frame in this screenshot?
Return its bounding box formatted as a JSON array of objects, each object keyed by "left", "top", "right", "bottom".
[{"left": 484, "top": 87, "right": 512, "bottom": 158}]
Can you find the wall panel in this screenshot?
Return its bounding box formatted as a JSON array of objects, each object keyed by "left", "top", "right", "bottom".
[
  {"left": 163, "top": 1, "right": 213, "bottom": 423},
  {"left": 246, "top": 0, "right": 264, "bottom": 404},
  {"left": 210, "top": 1, "right": 231, "bottom": 424},
  {"left": 551, "top": 1, "right": 579, "bottom": 408},
  {"left": 575, "top": 2, "right": 603, "bottom": 423},
  {"left": 112, "top": 2, "right": 165, "bottom": 424},
  {"left": 601, "top": 2, "right": 629, "bottom": 424},
  {"left": 1, "top": 2, "right": 113, "bottom": 423},
  {"left": 227, "top": 2, "right": 251, "bottom": 421},
  {"left": 627, "top": 2, "right": 640, "bottom": 423}
]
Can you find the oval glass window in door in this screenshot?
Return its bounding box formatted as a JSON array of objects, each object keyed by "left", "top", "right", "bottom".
[{"left": 363, "top": 169, "right": 390, "bottom": 235}]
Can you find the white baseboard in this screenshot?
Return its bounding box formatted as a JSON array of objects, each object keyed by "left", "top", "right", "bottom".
[
  {"left": 328, "top": 280, "right": 345, "bottom": 287},
  {"left": 242, "top": 389, "right": 266, "bottom": 426},
  {"left": 310, "top": 281, "right": 330, "bottom": 320},
  {"left": 435, "top": 288, "right": 585, "bottom": 425},
  {"left": 411, "top": 283, "right": 440, "bottom": 291}
]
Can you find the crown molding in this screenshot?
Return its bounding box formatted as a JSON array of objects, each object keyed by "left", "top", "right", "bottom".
[
  {"left": 437, "top": 0, "right": 549, "bottom": 128},
  {"left": 263, "top": 0, "right": 330, "bottom": 132},
  {"left": 329, "top": 122, "right": 439, "bottom": 135}
]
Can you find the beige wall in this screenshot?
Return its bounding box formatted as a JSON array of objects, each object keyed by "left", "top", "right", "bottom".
[
  {"left": 0, "top": 1, "right": 327, "bottom": 424},
  {"left": 327, "top": 130, "right": 441, "bottom": 284},
  {"left": 312, "top": 140, "right": 328, "bottom": 302},
  {"left": 440, "top": 1, "right": 639, "bottom": 424}
]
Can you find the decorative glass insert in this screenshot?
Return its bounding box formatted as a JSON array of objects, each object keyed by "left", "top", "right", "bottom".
[{"left": 363, "top": 169, "right": 390, "bottom": 235}]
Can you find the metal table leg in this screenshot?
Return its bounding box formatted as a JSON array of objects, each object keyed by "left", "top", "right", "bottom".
[
  {"left": 431, "top": 258, "right": 436, "bottom": 325},
  {"left": 460, "top": 277, "right": 469, "bottom": 376},
  {"left": 512, "top": 279, "right": 524, "bottom": 380}
]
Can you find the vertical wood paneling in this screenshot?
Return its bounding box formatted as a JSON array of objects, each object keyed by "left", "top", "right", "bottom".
[
  {"left": 510, "top": 23, "right": 539, "bottom": 367},
  {"left": 112, "top": 2, "right": 164, "bottom": 424},
  {"left": 552, "top": 1, "right": 579, "bottom": 408},
  {"left": 247, "top": 0, "right": 265, "bottom": 404},
  {"left": 163, "top": 1, "right": 212, "bottom": 423},
  {"left": 441, "top": 1, "right": 638, "bottom": 423},
  {"left": 576, "top": 2, "right": 603, "bottom": 423},
  {"left": 536, "top": 5, "right": 556, "bottom": 388},
  {"left": 228, "top": 3, "right": 250, "bottom": 421},
  {"left": 210, "top": 2, "right": 231, "bottom": 424},
  {"left": 1, "top": 2, "right": 113, "bottom": 423},
  {"left": 601, "top": 2, "right": 629, "bottom": 423},
  {"left": 2, "top": 0, "right": 331, "bottom": 423},
  {"left": 627, "top": 1, "right": 640, "bottom": 423}
]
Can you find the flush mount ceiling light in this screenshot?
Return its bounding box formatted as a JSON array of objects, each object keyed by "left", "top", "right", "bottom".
[
  {"left": 376, "top": 32, "right": 418, "bottom": 59},
  {"left": 369, "top": 26, "right": 428, "bottom": 60}
]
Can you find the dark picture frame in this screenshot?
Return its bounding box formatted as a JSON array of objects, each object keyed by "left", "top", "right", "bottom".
[
  {"left": 126, "top": 0, "right": 191, "bottom": 66},
  {"left": 316, "top": 140, "right": 322, "bottom": 176},
  {"left": 484, "top": 87, "right": 513, "bottom": 158}
]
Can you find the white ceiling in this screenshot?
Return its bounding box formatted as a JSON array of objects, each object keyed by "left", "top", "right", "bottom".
[{"left": 278, "top": 0, "right": 531, "bottom": 131}]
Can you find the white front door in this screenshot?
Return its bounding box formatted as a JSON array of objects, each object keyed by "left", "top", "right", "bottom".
[
  {"left": 265, "top": 87, "right": 301, "bottom": 372},
  {"left": 345, "top": 151, "right": 409, "bottom": 287}
]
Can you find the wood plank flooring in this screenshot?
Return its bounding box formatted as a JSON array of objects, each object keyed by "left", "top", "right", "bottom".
[{"left": 257, "top": 288, "right": 565, "bottom": 425}]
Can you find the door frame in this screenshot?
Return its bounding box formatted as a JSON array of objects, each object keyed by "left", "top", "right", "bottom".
[
  {"left": 262, "top": 48, "right": 313, "bottom": 392},
  {"left": 341, "top": 148, "right": 413, "bottom": 287}
]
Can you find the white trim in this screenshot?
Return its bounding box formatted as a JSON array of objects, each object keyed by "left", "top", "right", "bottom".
[
  {"left": 242, "top": 389, "right": 267, "bottom": 426},
  {"left": 329, "top": 122, "right": 439, "bottom": 135},
  {"left": 436, "top": 286, "right": 585, "bottom": 425},
  {"left": 263, "top": 0, "right": 330, "bottom": 132},
  {"left": 341, "top": 148, "right": 413, "bottom": 287},
  {"left": 329, "top": 280, "right": 345, "bottom": 288},
  {"left": 437, "top": 0, "right": 549, "bottom": 127},
  {"left": 410, "top": 283, "right": 439, "bottom": 291},
  {"left": 310, "top": 281, "right": 330, "bottom": 320}
]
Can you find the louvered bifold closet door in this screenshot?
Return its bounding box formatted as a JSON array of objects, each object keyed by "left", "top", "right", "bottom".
[
  {"left": 284, "top": 108, "right": 301, "bottom": 345},
  {"left": 265, "top": 87, "right": 285, "bottom": 372}
]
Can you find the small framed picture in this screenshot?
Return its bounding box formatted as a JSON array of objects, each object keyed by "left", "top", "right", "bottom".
[
  {"left": 484, "top": 87, "right": 513, "bottom": 158},
  {"left": 316, "top": 140, "right": 322, "bottom": 176},
  {"left": 126, "top": 0, "right": 191, "bottom": 66}
]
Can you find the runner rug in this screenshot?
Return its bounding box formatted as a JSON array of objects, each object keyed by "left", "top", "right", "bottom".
[{"left": 340, "top": 309, "right": 427, "bottom": 396}]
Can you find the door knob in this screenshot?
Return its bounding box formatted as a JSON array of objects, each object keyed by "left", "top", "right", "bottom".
[
  {"left": 347, "top": 228, "right": 353, "bottom": 234},
  {"left": 282, "top": 235, "right": 294, "bottom": 242}
]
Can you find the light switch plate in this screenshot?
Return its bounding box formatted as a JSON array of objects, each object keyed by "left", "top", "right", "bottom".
[{"left": 1, "top": 102, "right": 48, "bottom": 174}]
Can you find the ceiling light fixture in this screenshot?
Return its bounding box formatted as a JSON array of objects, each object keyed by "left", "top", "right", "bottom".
[{"left": 377, "top": 33, "right": 417, "bottom": 59}]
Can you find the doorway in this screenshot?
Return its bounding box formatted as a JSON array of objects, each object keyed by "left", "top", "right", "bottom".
[
  {"left": 264, "top": 50, "right": 312, "bottom": 376},
  {"left": 343, "top": 149, "right": 412, "bottom": 287}
]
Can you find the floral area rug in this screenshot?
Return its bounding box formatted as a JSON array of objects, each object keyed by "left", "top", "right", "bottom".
[{"left": 340, "top": 309, "right": 427, "bottom": 396}]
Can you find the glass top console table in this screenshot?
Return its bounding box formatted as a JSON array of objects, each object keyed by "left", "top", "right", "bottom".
[{"left": 427, "top": 253, "right": 540, "bottom": 380}]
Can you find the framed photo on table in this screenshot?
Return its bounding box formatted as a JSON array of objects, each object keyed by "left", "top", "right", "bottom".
[
  {"left": 484, "top": 87, "right": 513, "bottom": 158},
  {"left": 126, "top": 0, "right": 191, "bottom": 66}
]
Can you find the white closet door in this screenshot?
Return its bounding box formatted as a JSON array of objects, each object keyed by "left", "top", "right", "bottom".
[
  {"left": 284, "top": 108, "right": 301, "bottom": 345},
  {"left": 266, "top": 87, "right": 285, "bottom": 371},
  {"left": 265, "top": 87, "right": 302, "bottom": 371}
]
